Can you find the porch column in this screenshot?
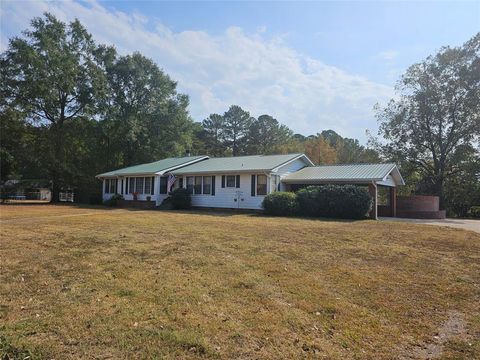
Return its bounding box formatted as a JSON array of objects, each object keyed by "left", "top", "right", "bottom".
[
  {"left": 390, "top": 187, "right": 397, "bottom": 217},
  {"left": 368, "top": 182, "right": 378, "bottom": 220}
]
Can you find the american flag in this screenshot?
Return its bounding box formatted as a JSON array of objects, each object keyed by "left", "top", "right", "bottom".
[{"left": 167, "top": 173, "right": 176, "bottom": 193}]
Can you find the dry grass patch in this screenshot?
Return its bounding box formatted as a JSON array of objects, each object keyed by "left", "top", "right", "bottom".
[{"left": 0, "top": 204, "right": 479, "bottom": 359}]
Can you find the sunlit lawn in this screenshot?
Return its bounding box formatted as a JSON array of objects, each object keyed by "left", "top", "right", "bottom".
[{"left": 1, "top": 204, "right": 479, "bottom": 359}]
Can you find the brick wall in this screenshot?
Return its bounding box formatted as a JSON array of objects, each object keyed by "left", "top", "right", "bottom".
[
  {"left": 397, "top": 195, "right": 440, "bottom": 212},
  {"left": 396, "top": 195, "right": 445, "bottom": 219}
]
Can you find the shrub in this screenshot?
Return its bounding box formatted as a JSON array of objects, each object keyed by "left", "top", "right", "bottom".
[
  {"left": 89, "top": 193, "right": 103, "bottom": 205},
  {"left": 468, "top": 206, "right": 480, "bottom": 218},
  {"left": 103, "top": 194, "right": 123, "bottom": 207},
  {"left": 158, "top": 196, "right": 173, "bottom": 210},
  {"left": 170, "top": 188, "right": 192, "bottom": 209},
  {"left": 262, "top": 192, "right": 299, "bottom": 216},
  {"left": 296, "top": 185, "right": 372, "bottom": 219}
]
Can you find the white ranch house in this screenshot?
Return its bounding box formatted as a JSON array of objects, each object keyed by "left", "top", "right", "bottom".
[{"left": 96, "top": 153, "right": 404, "bottom": 219}]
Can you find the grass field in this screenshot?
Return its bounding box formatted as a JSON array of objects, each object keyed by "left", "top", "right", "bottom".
[{"left": 1, "top": 204, "right": 479, "bottom": 359}]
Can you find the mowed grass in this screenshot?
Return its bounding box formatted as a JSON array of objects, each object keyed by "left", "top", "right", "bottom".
[{"left": 0, "top": 205, "right": 479, "bottom": 359}]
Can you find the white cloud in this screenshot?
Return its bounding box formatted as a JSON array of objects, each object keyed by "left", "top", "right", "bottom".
[
  {"left": 0, "top": 0, "right": 394, "bottom": 142},
  {"left": 378, "top": 50, "right": 399, "bottom": 61}
]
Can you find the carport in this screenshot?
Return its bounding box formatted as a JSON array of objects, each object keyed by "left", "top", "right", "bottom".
[{"left": 281, "top": 163, "right": 405, "bottom": 219}]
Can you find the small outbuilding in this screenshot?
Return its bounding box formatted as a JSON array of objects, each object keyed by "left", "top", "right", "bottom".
[{"left": 281, "top": 163, "right": 405, "bottom": 219}]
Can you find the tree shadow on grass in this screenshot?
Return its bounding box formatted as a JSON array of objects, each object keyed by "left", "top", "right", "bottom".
[{"left": 6, "top": 202, "right": 368, "bottom": 223}]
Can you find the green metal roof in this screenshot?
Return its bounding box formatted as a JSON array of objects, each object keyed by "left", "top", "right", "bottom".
[
  {"left": 282, "top": 163, "right": 405, "bottom": 185},
  {"left": 172, "top": 153, "right": 310, "bottom": 175},
  {"left": 96, "top": 156, "right": 208, "bottom": 178}
]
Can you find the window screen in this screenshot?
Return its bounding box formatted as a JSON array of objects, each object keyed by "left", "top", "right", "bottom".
[
  {"left": 202, "top": 176, "right": 211, "bottom": 194},
  {"left": 226, "top": 175, "right": 236, "bottom": 187},
  {"left": 144, "top": 177, "right": 151, "bottom": 195},
  {"left": 136, "top": 177, "right": 144, "bottom": 194},
  {"left": 256, "top": 175, "right": 267, "bottom": 195},
  {"left": 129, "top": 177, "right": 135, "bottom": 194},
  {"left": 186, "top": 176, "right": 194, "bottom": 194},
  {"left": 160, "top": 177, "right": 168, "bottom": 194},
  {"left": 112, "top": 179, "right": 117, "bottom": 194},
  {"left": 194, "top": 176, "right": 202, "bottom": 195}
]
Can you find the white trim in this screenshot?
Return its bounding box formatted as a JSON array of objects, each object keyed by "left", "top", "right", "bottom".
[
  {"left": 225, "top": 175, "right": 237, "bottom": 188},
  {"left": 156, "top": 156, "right": 209, "bottom": 175},
  {"left": 255, "top": 174, "right": 268, "bottom": 196},
  {"left": 271, "top": 154, "right": 314, "bottom": 172},
  {"left": 95, "top": 156, "right": 209, "bottom": 178}
]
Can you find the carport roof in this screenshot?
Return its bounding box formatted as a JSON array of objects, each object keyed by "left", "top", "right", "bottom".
[{"left": 282, "top": 163, "right": 405, "bottom": 185}]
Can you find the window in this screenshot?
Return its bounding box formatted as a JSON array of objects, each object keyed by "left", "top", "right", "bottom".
[
  {"left": 194, "top": 176, "right": 202, "bottom": 195},
  {"left": 226, "top": 175, "right": 236, "bottom": 187},
  {"left": 160, "top": 176, "right": 168, "bottom": 194},
  {"left": 256, "top": 175, "right": 267, "bottom": 195},
  {"left": 186, "top": 176, "right": 194, "bottom": 194},
  {"left": 145, "top": 177, "right": 152, "bottom": 195},
  {"left": 136, "top": 177, "right": 144, "bottom": 194},
  {"left": 104, "top": 179, "right": 117, "bottom": 194},
  {"left": 202, "top": 176, "right": 211, "bottom": 195},
  {"left": 129, "top": 178, "right": 135, "bottom": 194}
]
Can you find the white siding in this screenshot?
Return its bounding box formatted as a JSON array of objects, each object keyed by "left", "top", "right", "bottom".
[
  {"left": 273, "top": 158, "right": 310, "bottom": 191},
  {"left": 184, "top": 173, "right": 267, "bottom": 210},
  {"left": 377, "top": 174, "right": 396, "bottom": 187},
  {"left": 101, "top": 157, "right": 311, "bottom": 208}
]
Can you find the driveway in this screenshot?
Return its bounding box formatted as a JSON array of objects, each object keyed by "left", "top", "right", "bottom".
[{"left": 379, "top": 217, "right": 480, "bottom": 233}]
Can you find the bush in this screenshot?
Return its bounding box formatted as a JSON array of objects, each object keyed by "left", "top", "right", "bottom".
[
  {"left": 103, "top": 194, "right": 123, "bottom": 207},
  {"left": 170, "top": 188, "right": 192, "bottom": 209},
  {"left": 296, "top": 185, "right": 372, "bottom": 219},
  {"left": 262, "top": 192, "right": 299, "bottom": 216},
  {"left": 468, "top": 206, "right": 480, "bottom": 218},
  {"left": 89, "top": 193, "right": 103, "bottom": 205}
]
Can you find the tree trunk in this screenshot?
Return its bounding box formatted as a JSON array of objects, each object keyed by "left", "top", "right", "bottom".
[
  {"left": 432, "top": 174, "right": 445, "bottom": 210},
  {"left": 50, "top": 120, "right": 65, "bottom": 202}
]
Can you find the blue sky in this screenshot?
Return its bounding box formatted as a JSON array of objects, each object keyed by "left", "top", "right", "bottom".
[{"left": 1, "top": 1, "right": 479, "bottom": 142}]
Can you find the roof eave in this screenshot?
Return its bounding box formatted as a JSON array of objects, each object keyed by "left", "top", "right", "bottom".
[
  {"left": 382, "top": 164, "right": 405, "bottom": 186},
  {"left": 96, "top": 171, "right": 156, "bottom": 178},
  {"left": 156, "top": 156, "right": 210, "bottom": 175},
  {"left": 271, "top": 154, "right": 314, "bottom": 172},
  {"left": 281, "top": 178, "right": 383, "bottom": 184},
  {"left": 172, "top": 168, "right": 273, "bottom": 175}
]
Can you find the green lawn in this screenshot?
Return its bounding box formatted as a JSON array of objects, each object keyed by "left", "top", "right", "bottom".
[{"left": 1, "top": 204, "right": 479, "bottom": 359}]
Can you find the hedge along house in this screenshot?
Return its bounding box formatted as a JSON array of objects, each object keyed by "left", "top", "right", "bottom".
[
  {"left": 96, "top": 156, "right": 208, "bottom": 206},
  {"left": 170, "top": 153, "right": 314, "bottom": 210},
  {"left": 97, "top": 154, "right": 404, "bottom": 218},
  {"left": 281, "top": 163, "right": 405, "bottom": 219}
]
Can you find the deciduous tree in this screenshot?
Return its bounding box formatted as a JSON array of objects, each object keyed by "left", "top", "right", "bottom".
[
  {"left": 101, "top": 52, "right": 193, "bottom": 167},
  {"left": 376, "top": 33, "right": 480, "bottom": 207},
  {"left": 1, "top": 13, "right": 107, "bottom": 199}
]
